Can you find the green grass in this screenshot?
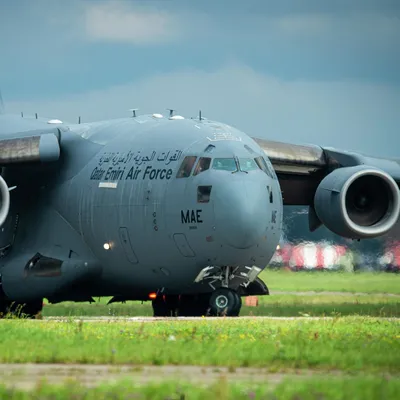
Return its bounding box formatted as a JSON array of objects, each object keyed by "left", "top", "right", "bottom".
[
  {"left": 259, "top": 269, "right": 400, "bottom": 294},
  {"left": 1, "top": 317, "right": 399, "bottom": 373},
  {"left": 42, "top": 293, "right": 400, "bottom": 318},
  {"left": 34, "top": 270, "right": 400, "bottom": 317},
  {"left": 40, "top": 270, "right": 400, "bottom": 318},
  {"left": 1, "top": 376, "right": 399, "bottom": 400},
  {"left": 3, "top": 271, "right": 399, "bottom": 398}
]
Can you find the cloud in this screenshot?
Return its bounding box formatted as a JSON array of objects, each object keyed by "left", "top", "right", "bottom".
[
  {"left": 84, "top": 0, "right": 180, "bottom": 44},
  {"left": 265, "top": 12, "right": 400, "bottom": 53},
  {"left": 1, "top": 0, "right": 399, "bottom": 95},
  {"left": 269, "top": 12, "right": 399, "bottom": 36},
  {"left": 189, "top": 10, "right": 400, "bottom": 58},
  {"left": 6, "top": 63, "right": 400, "bottom": 158}
]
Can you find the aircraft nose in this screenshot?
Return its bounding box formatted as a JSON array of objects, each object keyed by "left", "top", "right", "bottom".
[{"left": 214, "top": 179, "right": 270, "bottom": 249}]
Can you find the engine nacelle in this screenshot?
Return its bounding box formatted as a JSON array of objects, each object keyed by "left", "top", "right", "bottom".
[
  {"left": 314, "top": 165, "right": 400, "bottom": 239},
  {"left": 0, "top": 175, "right": 10, "bottom": 227}
]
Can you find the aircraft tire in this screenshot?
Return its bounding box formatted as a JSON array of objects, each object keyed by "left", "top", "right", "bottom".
[
  {"left": 4, "top": 299, "right": 43, "bottom": 319},
  {"left": 0, "top": 285, "right": 7, "bottom": 318},
  {"left": 209, "top": 288, "right": 241, "bottom": 317},
  {"left": 1, "top": 277, "right": 43, "bottom": 319},
  {"left": 230, "top": 293, "right": 242, "bottom": 317},
  {"left": 152, "top": 295, "right": 179, "bottom": 317},
  {"left": 178, "top": 294, "right": 211, "bottom": 317}
]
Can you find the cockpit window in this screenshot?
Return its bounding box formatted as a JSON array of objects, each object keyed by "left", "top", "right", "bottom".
[
  {"left": 204, "top": 145, "right": 215, "bottom": 153},
  {"left": 263, "top": 156, "right": 277, "bottom": 179},
  {"left": 238, "top": 158, "right": 259, "bottom": 172},
  {"left": 254, "top": 156, "right": 274, "bottom": 178},
  {"left": 176, "top": 156, "right": 197, "bottom": 178},
  {"left": 198, "top": 185, "right": 212, "bottom": 203},
  {"left": 193, "top": 157, "right": 211, "bottom": 176},
  {"left": 212, "top": 158, "right": 238, "bottom": 172}
]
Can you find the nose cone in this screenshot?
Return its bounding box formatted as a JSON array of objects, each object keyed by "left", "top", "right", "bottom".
[{"left": 214, "top": 179, "right": 269, "bottom": 249}]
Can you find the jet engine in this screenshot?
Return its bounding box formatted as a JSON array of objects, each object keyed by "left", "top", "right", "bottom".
[
  {"left": 314, "top": 165, "right": 400, "bottom": 239},
  {"left": 0, "top": 174, "right": 10, "bottom": 227}
]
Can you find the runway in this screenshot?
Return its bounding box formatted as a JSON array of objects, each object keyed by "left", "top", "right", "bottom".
[
  {"left": 40, "top": 316, "right": 400, "bottom": 322},
  {"left": 0, "top": 363, "right": 394, "bottom": 390},
  {"left": 272, "top": 291, "right": 400, "bottom": 297}
]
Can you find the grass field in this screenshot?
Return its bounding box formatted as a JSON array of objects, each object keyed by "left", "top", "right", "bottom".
[
  {"left": 1, "top": 376, "right": 399, "bottom": 400},
  {"left": 2, "top": 271, "right": 399, "bottom": 399},
  {"left": 41, "top": 270, "right": 400, "bottom": 318},
  {"left": 258, "top": 269, "right": 400, "bottom": 294},
  {"left": 1, "top": 317, "right": 399, "bottom": 372},
  {"left": 42, "top": 293, "right": 400, "bottom": 318}
]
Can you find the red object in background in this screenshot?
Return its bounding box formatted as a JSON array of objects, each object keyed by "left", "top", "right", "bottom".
[
  {"left": 336, "top": 246, "right": 347, "bottom": 258},
  {"left": 290, "top": 245, "right": 305, "bottom": 270},
  {"left": 272, "top": 241, "right": 350, "bottom": 271},
  {"left": 245, "top": 296, "right": 259, "bottom": 306},
  {"left": 316, "top": 244, "right": 324, "bottom": 269},
  {"left": 386, "top": 241, "right": 400, "bottom": 269},
  {"left": 281, "top": 245, "right": 292, "bottom": 264}
]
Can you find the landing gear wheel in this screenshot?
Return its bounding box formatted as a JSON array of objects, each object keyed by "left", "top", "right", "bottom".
[
  {"left": 152, "top": 296, "right": 169, "bottom": 317},
  {"left": 178, "top": 294, "right": 211, "bottom": 317},
  {"left": 152, "top": 295, "right": 179, "bottom": 317},
  {"left": 0, "top": 286, "right": 7, "bottom": 318},
  {"left": 209, "top": 288, "right": 242, "bottom": 317},
  {"left": 8, "top": 300, "right": 43, "bottom": 319},
  {"left": 0, "top": 282, "right": 43, "bottom": 319},
  {"left": 230, "top": 294, "right": 242, "bottom": 317}
]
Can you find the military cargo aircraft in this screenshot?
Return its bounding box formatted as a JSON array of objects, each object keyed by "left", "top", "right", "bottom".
[{"left": 0, "top": 104, "right": 399, "bottom": 318}]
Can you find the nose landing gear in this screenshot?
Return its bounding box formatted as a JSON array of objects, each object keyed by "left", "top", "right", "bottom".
[
  {"left": 151, "top": 288, "right": 242, "bottom": 317},
  {"left": 151, "top": 265, "right": 264, "bottom": 317},
  {"left": 209, "top": 287, "right": 242, "bottom": 316}
]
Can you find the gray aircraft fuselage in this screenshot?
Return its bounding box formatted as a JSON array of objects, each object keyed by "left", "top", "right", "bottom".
[{"left": 0, "top": 113, "right": 282, "bottom": 304}]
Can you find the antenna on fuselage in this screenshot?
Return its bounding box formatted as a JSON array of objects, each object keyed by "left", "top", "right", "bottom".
[
  {"left": 129, "top": 108, "right": 139, "bottom": 118},
  {"left": 166, "top": 108, "right": 175, "bottom": 118},
  {"left": 78, "top": 116, "right": 81, "bottom": 124},
  {"left": 21, "top": 111, "right": 24, "bottom": 118},
  {"left": 35, "top": 113, "right": 38, "bottom": 119},
  {"left": 199, "top": 110, "right": 202, "bottom": 121}
]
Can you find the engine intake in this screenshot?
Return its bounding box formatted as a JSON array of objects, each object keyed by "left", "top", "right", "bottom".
[
  {"left": 0, "top": 175, "right": 10, "bottom": 227},
  {"left": 314, "top": 166, "right": 400, "bottom": 239}
]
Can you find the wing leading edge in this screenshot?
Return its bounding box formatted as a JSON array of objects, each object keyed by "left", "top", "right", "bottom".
[{"left": 253, "top": 137, "right": 400, "bottom": 206}]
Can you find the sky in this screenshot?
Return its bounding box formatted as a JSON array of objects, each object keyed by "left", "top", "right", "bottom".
[{"left": 0, "top": 0, "right": 399, "bottom": 157}]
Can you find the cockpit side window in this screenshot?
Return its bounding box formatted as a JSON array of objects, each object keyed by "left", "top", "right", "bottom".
[
  {"left": 238, "top": 158, "right": 259, "bottom": 172},
  {"left": 265, "top": 157, "right": 277, "bottom": 180},
  {"left": 193, "top": 157, "right": 212, "bottom": 176},
  {"left": 176, "top": 156, "right": 197, "bottom": 178},
  {"left": 212, "top": 158, "right": 238, "bottom": 172},
  {"left": 254, "top": 156, "right": 274, "bottom": 178}
]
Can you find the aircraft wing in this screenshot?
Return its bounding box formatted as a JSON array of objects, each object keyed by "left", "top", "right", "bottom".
[{"left": 253, "top": 137, "right": 400, "bottom": 206}]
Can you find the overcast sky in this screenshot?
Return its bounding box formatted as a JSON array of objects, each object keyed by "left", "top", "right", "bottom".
[{"left": 1, "top": 0, "right": 399, "bottom": 157}]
